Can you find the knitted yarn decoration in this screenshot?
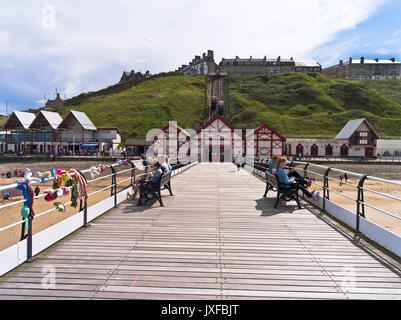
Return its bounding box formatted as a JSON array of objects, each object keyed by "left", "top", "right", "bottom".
[
  {"left": 66, "top": 177, "right": 80, "bottom": 208},
  {"left": 68, "top": 169, "right": 88, "bottom": 200},
  {"left": 53, "top": 174, "right": 63, "bottom": 189}
]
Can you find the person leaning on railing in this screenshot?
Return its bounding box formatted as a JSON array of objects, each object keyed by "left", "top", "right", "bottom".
[{"left": 276, "top": 157, "right": 319, "bottom": 201}]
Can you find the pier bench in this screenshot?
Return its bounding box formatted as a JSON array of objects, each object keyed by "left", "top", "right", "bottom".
[
  {"left": 137, "top": 171, "right": 173, "bottom": 207},
  {"left": 263, "top": 170, "right": 301, "bottom": 209}
]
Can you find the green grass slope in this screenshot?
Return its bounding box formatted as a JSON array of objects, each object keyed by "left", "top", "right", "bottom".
[
  {"left": 49, "top": 75, "right": 207, "bottom": 142},
  {"left": 3, "top": 73, "right": 401, "bottom": 142},
  {"left": 226, "top": 73, "right": 401, "bottom": 138}
]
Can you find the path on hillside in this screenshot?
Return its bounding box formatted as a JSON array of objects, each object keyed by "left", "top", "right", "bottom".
[{"left": 0, "top": 163, "right": 401, "bottom": 299}]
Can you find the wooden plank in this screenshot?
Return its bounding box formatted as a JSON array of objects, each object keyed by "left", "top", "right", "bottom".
[{"left": 0, "top": 162, "right": 400, "bottom": 300}]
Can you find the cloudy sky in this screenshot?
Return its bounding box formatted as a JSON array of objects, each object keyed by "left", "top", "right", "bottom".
[{"left": 1, "top": 0, "right": 401, "bottom": 113}]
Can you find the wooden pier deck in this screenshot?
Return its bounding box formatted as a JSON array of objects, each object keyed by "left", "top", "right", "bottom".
[{"left": 1, "top": 163, "right": 401, "bottom": 300}]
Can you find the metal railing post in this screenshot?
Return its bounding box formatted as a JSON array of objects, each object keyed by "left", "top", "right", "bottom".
[
  {"left": 27, "top": 215, "right": 34, "bottom": 263},
  {"left": 130, "top": 161, "right": 135, "bottom": 187},
  {"left": 110, "top": 165, "right": 116, "bottom": 197},
  {"left": 323, "top": 167, "right": 331, "bottom": 212},
  {"left": 356, "top": 175, "right": 368, "bottom": 233},
  {"left": 303, "top": 163, "right": 310, "bottom": 179},
  {"left": 83, "top": 196, "right": 89, "bottom": 227},
  {"left": 112, "top": 167, "right": 117, "bottom": 208}
]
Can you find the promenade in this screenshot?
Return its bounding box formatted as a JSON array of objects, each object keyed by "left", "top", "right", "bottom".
[{"left": 0, "top": 163, "right": 400, "bottom": 299}]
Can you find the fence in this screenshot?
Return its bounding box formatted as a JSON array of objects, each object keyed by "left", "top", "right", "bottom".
[
  {"left": 0, "top": 156, "right": 198, "bottom": 276},
  {"left": 245, "top": 157, "right": 401, "bottom": 258}
]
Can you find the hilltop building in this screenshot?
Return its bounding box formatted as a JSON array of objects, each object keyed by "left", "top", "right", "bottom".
[
  {"left": 322, "top": 57, "right": 401, "bottom": 80},
  {"left": 219, "top": 56, "right": 321, "bottom": 75},
  {"left": 119, "top": 70, "right": 151, "bottom": 83},
  {"left": 177, "top": 50, "right": 216, "bottom": 75},
  {"left": 45, "top": 93, "right": 65, "bottom": 109}
]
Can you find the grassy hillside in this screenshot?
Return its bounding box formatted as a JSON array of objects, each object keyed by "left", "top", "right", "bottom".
[
  {"left": 3, "top": 73, "right": 401, "bottom": 142},
  {"left": 49, "top": 75, "right": 207, "bottom": 142},
  {"left": 226, "top": 73, "right": 401, "bottom": 138}
]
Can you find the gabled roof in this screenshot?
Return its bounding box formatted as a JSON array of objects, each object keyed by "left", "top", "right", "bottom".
[
  {"left": 3, "top": 111, "right": 36, "bottom": 130},
  {"left": 58, "top": 110, "right": 97, "bottom": 131},
  {"left": 196, "top": 115, "right": 236, "bottom": 135},
  {"left": 29, "top": 111, "right": 63, "bottom": 130},
  {"left": 335, "top": 119, "right": 380, "bottom": 140},
  {"left": 247, "top": 123, "right": 286, "bottom": 142},
  {"left": 161, "top": 123, "right": 191, "bottom": 137}
]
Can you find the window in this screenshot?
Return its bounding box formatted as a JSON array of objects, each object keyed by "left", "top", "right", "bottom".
[{"left": 359, "top": 132, "right": 368, "bottom": 145}]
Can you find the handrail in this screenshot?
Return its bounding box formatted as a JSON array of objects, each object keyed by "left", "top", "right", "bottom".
[
  {"left": 250, "top": 158, "right": 401, "bottom": 235},
  {"left": 0, "top": 156, "right": 197, "bottom": 270}
]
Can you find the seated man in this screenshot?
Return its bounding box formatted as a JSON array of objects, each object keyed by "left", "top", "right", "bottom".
[
  {"left": 158, "top": 155, "right": 172, "bottom": 172},
  {"left": 128, "top": 162, "right": 163, "bottom": 202},
  {"left": 276, "top": 158, "right": 319, "bottom": 200}
]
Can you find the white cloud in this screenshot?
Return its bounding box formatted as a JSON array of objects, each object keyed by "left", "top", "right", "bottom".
[
  {"left": 376, "top": 48, "right": 391, "bottom": 55},
  {"left": 384, "top": 39, "right": 396, "bottom": 45},
  {"left": 0, "top": 0, "right": 388, "bottom": 103},
  {"left": 1, "top": 63, "right": 14, "bottom": 68},
  {"left": 394, "top": 30, "right": 401, "bottom": 37}
]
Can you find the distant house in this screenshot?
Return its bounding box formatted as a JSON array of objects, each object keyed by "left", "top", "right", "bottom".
[
  {"left": 285, "top": 118, "right": 380, "bottom": 158},
  {"left": 2, "top": 111, "right": 36, "bottom": 153},
  {"left": 246, "top": 123, "right": 286, "bottom": 159},
  {"left": 335, "top": 119, "right": 380, "bottom": 158},
  {"left": 46, "top": 93, "right": 65, "bottom": 109},
  {"left": 119, "top": 70, "right": 151, "bottom": 83},
  {"left": 125, "top": 138, "right": 152, "bottom": 156}
]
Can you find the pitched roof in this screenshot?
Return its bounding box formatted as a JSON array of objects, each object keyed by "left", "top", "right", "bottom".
[
  {"left": 29, "top": 111, "right": 63, "bottom": 130},
  {"left": 247, "top": 123, "right": 286, "bottom": 142},
  {"left": 335, "top": 119, "right": 380, "bottom": 140},
  {"left": 58, "top": 110, "right": 97, "bottom": 131},
  {"left": 3, "top": 111, "right": 36, "bottom": 130},
  {"left": 295, "top": 61, "right": 321, "bottom": 67}
]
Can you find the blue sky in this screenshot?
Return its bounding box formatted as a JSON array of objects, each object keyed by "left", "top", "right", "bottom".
[{"left": 0, "top": 0, "right": 400, "bottom": 114}]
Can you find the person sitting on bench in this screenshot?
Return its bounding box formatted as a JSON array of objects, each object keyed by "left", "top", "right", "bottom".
[
  {"left": 276, "top": 158, "right": 319, "bottom": 201},
  {"left": 275, "top": 156, "right": 312, "bottom": 187},
  {"left": 128, "top": 162, "right": 163, "bottom": 202},
  {"left": 269, "top": 155, "right": 280, "bottom": 174}
]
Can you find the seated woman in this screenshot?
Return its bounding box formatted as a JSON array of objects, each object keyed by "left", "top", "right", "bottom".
[
  {"left": 275, "top": 156, "right": 312, "bottom": 187},
  {"left": 128, "top": 162, "right": 163, "bottom": 203},
  {"left": 276, "top": 158, "right": 319, "bottom": 200},
  {"left": 269, "top": 155, "right": 279, "bottom": 174}
]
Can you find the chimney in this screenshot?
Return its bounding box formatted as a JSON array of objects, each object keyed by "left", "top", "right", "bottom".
[
  {"left": 349, "top": 57, "right": 353, "bottom": 64},
  {"left": 339, "top": 60, "right": 343, "bottom": 66},
  {"left": 390, "top": 57, "right": 395, "bottom": 63},
  {"left": 277, "top": 56, "right": 281, "bottom": 62},
  {"left": 56, "top": 93, "right": 61, "bottom": 100},
  {"left": 207, "top": 50, "right": 214, "bottom": 59},
  {"left": 202, "top": 53, "right": 206, "bottom": 58},
  {"left": 263, "top": 56, "right": 266, "bottom": 61},
  {"left": 361, "top": 57, "right": 365, "bottom": 64},
  {"left": 250, "top": 56, "right": 252, "bottom": 61}
]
